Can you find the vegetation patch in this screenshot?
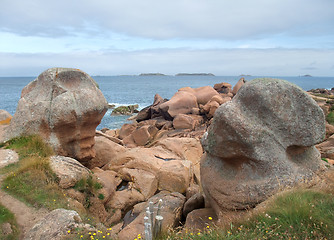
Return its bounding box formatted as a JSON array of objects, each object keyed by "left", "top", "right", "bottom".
[
  {"left": 162, "top": 189, "right": 334, "bottom": 240},
  {"left": 1, "top": 135, "right": 69, "bottom": 210},
  {"left": 73, "top": 175, "right": 103, "bottom": 208},
  {"left": 0, "top": 204, "right": 19, "bottom": 240},
  {"left": 327, "top": 111, "right": 334, "bottom": 125}
]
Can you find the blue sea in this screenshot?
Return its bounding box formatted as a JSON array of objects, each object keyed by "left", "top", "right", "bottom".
[{"left": 0, "top": 75, "right": 333, "bottom": 129}]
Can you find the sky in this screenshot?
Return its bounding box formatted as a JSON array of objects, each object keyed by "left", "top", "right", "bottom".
[{"left": 0, "top": 0, "right": 334, "bottom": 76}]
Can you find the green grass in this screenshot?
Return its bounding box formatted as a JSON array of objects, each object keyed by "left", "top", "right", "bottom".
[
  {"left": 327, "top": 111, "right": 334, "bottom": 125},
  {"left": 4, "top": 135, "right": 54, "bottom": 159},
  {"left": 0, "top": 204, "right": 19, "bottom": 240},
  {"left": 162, "top": 189, "right": 334, "bottom": 240},
  {"left": 73, "top": 175, "right": 103, "bottom": 208},
  {"left": 0, "top": 135, "right": 69, "bottom": 210}
]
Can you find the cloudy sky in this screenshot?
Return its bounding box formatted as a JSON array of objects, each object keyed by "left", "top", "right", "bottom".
[{"left": 1, "top": 0, "right": 334, "bottom": 76}]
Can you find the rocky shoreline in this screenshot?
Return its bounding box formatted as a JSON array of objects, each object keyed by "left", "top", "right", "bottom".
[{"left": 0, "top": 68, "right": 334, "bottom": 239}]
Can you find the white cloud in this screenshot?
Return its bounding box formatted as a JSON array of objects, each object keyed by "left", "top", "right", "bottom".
[
  {"left": 1, "top": 0, "right": 333, "bottom": 40},
  {"left": 0, "top": 0, "right": 333, "bottom": 77}
]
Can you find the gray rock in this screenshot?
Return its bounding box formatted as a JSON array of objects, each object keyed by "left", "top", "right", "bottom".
[
  {"left": 0, "top": 110, "right": 12, "bottom": 125},
  {"left": 201, "top": 78, "right": 326, "bottom": 218},
  {"left": 0, "top": 149, "right": 19, "bottom": 168},
  {"left": 24, "top": 209, "right": 81, "bottom": 240},
  {"left": 4, "top": 68, "right": 108, "bottom": 163},
  {"left": 49, "top": 155, "right": 90, "bottom": 189}
]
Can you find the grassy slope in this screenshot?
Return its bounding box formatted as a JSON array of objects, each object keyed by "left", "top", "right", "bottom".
[{"left": 0, "top": 135, "right": 69, "bottom": 210}]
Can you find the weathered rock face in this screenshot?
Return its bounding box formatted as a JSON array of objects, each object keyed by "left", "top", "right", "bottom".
[
  {"left": 4, "top": 68, "right": 108, "bottom": 162},
  {"left": 159, "top": 91, "right": 198, "bottom": 119},
  {"left": 89, "top": 136, "right": 125, "bottom": 169},
  {"left": 49, "top": 156, "right": 91, "bottom": 189},
  {"left": 317, "top": 134, "right": 334, "bottom": 159},
  {"left": 0, "top": 149, "right": 19, "bottom": 168},
  {"left": 201, "top": 78, "right": 326, "bottom": 218},
  {"left": 24, "top": 209, "right": 82, "bottom": 240}
]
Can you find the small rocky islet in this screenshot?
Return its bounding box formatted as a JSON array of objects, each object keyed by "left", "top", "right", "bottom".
[{"left": 0, "top": 67, "right": 334, "bottom": 239}]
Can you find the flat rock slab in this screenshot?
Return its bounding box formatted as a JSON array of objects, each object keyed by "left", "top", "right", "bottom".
[{"left": 0, "top": 149, "right": 19, "bottom": 168}]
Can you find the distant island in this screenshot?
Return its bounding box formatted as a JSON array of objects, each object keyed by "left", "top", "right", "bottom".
[
  {"left": 302, "top": 74, "right": 312, "bottom": 77},
  {"left": 175, "top": 73, "right": 215, "bottom": 76},
  {"left": 139, "top": 73, "right": 166, "bottom": 76},
  {"left": 240, "top": 74, "right": 252, "bottom": 77}
]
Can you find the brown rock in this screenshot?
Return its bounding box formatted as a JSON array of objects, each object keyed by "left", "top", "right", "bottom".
[
  {"left": 159, "top": 91, "right": 198, "bottom": 119},
  {"left": 317, "top": 134, "right": 334, "bottom": 159},
  {"left": 103, "top": 147, "right": 166, "bottom": 175},
  {"left": 154, "top": 137, "right": 203, "bottom": 182},
  {"left": 92, "top": 167, "right": 122, "bottom": 204},
  {"left": 95, "top": 130, "right": 123, "bottom": 145},
  {"left": 184, "top": 208, "right": 218, "bottom": 231},
  {"left": 119, "top": 123, "right": 137, "bottom": 140},
  {"left": 232, "top": 77, "right": 246, "bottom": 95},
  {"left": 192, "top": 86, "right": 220, "bottom": 105},
  {"left": 66, "top": 189, "right": 86, "bottom": 204},
  {"left": 105, "top": 129, "right": 119, "bottom": 138},
  {"left": 107, "top": 187, "right": 145, "bottom": 212},
  {"left": 106, "top": 209, "right": 122, "bottom": 226},
  {"left": 118, "top": 168, "right": 158, "bottom": 200},
  {"left": 186, "top": 184, "right": 201, "bottom": 199},
  {"left": 4, "top": 68, "right": 107, "bottom": 163},
  {"left": 117, "top": 191, "right": 186, "bottom": 240},
  {"left": 173, "top": 114, "right": 196, "bottom": 130},
  {"left": 214, "top": 82, "right": 232, "bottom": 94},
  {"left": 122, "top": 134, "right": 137, "bottom": 148},
  {"left": 132, "top": 125, "right": 158, "bottom": 146},
  {"left": 158, "top": 160, "right": 192, "bottom": 194},
  {"left": 135, "top": 105, "right": 151, "bottom": 122},
  {"left": 88, "top": 197, "right": 109, "bottom": 223},
  {"left": 88, "top": 136, "right": 125, "bottom": 168},
  {"left": 326, "top": 123, "right": 334, "bottom": 139},
  {"left": 49, "top": 156, "right": 90, "bottom": 189},
  {"left": 183, "top": 192, "right": 205, "bottom": 217},
  {"left": 202, "top": 100, "right": 220, "bottom": 118}
]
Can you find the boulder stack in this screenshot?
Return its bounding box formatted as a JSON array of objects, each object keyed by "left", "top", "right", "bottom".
[
  {"left": 201, "top": 78, "right": 326, "bottom": 218},
  {"left": 4, "top": 68, "right": 108, "bottom": 163}
]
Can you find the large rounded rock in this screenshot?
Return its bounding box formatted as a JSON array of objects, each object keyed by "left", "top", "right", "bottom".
[
  {"left": 201, "top": 78, "right": 325, "bottom": 218},
  {"left": 159, "top": 91, "right": 198, "bottom": 119},
  {"left": 4, "top": 68, "right": 108, "bottom": 163},
  {"left": 49, "top": 155, "right": 90, "bottom": 189},
  {"left": 89, "top": 136, "right": 125, "bottom": 169}
]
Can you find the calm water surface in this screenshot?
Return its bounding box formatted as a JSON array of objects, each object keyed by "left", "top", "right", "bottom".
[{"left": 0, "top": 75, "right": 333, "bottom": 129}]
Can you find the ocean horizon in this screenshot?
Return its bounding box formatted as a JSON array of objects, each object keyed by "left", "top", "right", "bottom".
[{"left": 1, "top": 75, "right": 333, "bottom": 129}]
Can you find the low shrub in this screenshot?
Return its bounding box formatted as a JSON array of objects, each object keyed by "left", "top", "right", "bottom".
[
  {"left": 73, "top": 175, "right": 103, "bottom": 208},
  {"left": 0, "top": 204, "right": 19, "bottom": 240},
  {"left": 327, "top": 111, "right": 334, "bottom": 125}
]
